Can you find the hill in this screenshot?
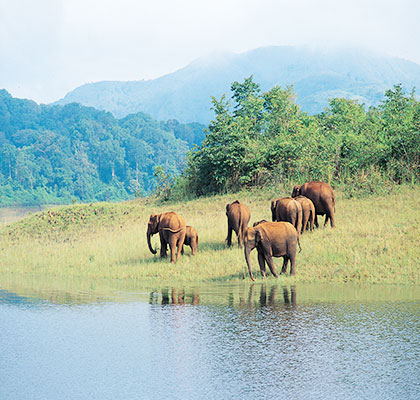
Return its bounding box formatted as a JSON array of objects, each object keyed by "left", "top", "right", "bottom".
[
  {"left": 0, "top": 90, "right": 205, "bottom": 206},
  {"left": 55, "top": 46, "right": 420, "bottom": 123}
]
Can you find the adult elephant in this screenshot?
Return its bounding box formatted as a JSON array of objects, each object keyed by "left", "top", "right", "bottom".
[
  {"left": 244, "top": 221, "right": 301, "bottom": 281},
  {"left": 181, "top": 225, "right": 199, "bottom": 256},
  {"left": 293, "top": 195, "right": 315, "bottom": 233},
  {"left": 147, "top": 212, "right": 186, "bottom": 263},
  {"left": 226, "top": 200, "right": 251, "bottom": 248},
  {"left": 271, "top": 197, "right": 302, "bottom": 235},
  {"left": 292, "top": 181, "right": 336, "bottom": 228}
]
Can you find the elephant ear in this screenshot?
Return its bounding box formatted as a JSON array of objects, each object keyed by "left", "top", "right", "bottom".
[
  {"left": 149, "top": 213, "right": 161, "bottom": 230},
  {"left": 270, "top": 200, "right": 276, "bottom": 211},
  {"left": 255, "top": 229, "right": 263, "bottom": 243},
  {"left": 156, "top": 213, "right": 163, "bottom": 227},
  {"left": 292, "top": 185, "right": 301, "bottom": 197}
]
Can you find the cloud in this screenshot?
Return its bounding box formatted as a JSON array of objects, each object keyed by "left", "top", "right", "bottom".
[{"left": 1, "top": 0, "right": 419, "bottom": 103}]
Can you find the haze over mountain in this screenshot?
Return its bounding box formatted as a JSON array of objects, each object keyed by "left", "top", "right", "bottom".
[{"left": 55, "top": 46, "right": 420, "bottom": 123}]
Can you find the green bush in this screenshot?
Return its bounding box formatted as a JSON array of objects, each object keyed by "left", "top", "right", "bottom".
[{"left": 177, "top": 79, "right": 420, "bottom": 198}]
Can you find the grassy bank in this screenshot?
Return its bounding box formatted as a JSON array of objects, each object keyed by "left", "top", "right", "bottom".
[{"left": 1, "top": 186, "right": 420, "bottom": 285}]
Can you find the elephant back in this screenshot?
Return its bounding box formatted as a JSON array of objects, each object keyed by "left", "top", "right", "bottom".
[
  {"left": 295, "top": 195, "right": 315, "bottom": 210},
  {"left": 299, "top": 181, "right": 335, "bottom": 214},
  {"left": 255, "top": 221, "right": 298, "bottom": 245},
  {"left": 226, "top": 201, "right": 250, "bottom": 226},
  {"left": 160, "top": 212, "right": 186, "bottom": 232},
  {"left": 273, "top": 197, "right": 294, "bottom": 220}
]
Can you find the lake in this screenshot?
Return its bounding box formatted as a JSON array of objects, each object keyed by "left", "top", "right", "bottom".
[{"left": 0, "top": 281, "right": 419, "bottom": 399}]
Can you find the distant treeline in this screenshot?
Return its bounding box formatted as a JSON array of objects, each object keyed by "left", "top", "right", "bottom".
[
  {"left": 1, "top": 77, "right": 419, "bottom": 206},
  {"left": 168, "top": 77, "right": 420, "bottom": 199},
  {"left": 0, "top": 90, "right": 205, "bottom": 206}
]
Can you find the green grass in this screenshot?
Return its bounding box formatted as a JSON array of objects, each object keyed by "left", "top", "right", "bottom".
[{"left": 1, "top": 185, "right": 420, "bottom": 285}]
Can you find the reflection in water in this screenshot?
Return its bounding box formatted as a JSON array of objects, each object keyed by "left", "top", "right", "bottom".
[
  {"left": 145, "top": 286, "right": 420, "bottom": 399},
  {"left": 235, "top": 284, "right": 297, "bottom": 310},
  {"left": 1, "top": 283, "right": 420, "bottom": 399},
  {"left": 150, "top": 288, "right": 200, "bottom": 305},
  {"left": 149, "top": 284, "right": 297, "bottom": 308},
  {"left": 258, "top": 284, "right": 296, "bottom": 307}
]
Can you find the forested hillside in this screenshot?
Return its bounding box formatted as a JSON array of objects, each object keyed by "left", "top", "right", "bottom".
[
  {"left": 56, "top": 46, "right": 420, "bottom": 123},
  {"left": 174, "top": 78, "right": 420, "bottom": 198},
  {"left": 2, "top": 75, "right": 419, "bottom": 206},
  {"left": 0, "top": 90, "right": 205, "bottom": 206}
]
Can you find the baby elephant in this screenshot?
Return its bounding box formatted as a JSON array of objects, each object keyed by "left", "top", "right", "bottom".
[
  {"left": 244, "top": 221, "right": 301, "bottom": 281},
  {"left": 293, "top": 195, "right": 315, "bottom": 233},
  {"left": 181, "top": 226, "right": 199, "bottom": 256}
]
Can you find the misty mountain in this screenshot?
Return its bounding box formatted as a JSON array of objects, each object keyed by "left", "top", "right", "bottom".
[{"left": 55, "top": 46, "right": 420, "bottom": 123}]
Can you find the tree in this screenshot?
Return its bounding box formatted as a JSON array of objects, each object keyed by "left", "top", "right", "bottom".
[{"left": 0, "top": 143, "right": 17, "bottom": 179}]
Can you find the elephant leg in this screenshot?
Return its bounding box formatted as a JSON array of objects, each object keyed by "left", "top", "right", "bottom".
[
  {"left": 257, "top": 251, "right": 267, "bottom": 278},
  {"left": 302, "top": 215, "right": 309, "bottom": 234},
  {"left": 170, "top": 245, "right": 176, "bottom": 263},
  {"left": 310, "top": 212, "right": 315, "bottom": 231},
  {"left": 264, "top": 253, "right": 279, "bottom": 278},
  {"left": 191, "top": 240, "right": 197, "bottom": 256},
  {"left": 324, "top": 214, "right": 330, "bottom": 227},
  {"left": 226, "top": 226, "right": 233, "bottom": 247},
  {"left": 181, "top": 245, "right": 184, "bottom": 255},
  {"left": 159, "top": 233, "right": 168, "bottom": 258},
  {"left": 281, "top": 256, "right": 289, "bottom": 274},
  {"left": 167, "top": 236, "right": 178, "bottom": 263},
  {"left": 289, "top": 252, "right": 296, "bottom": 276},
  {"left": 329, "top": 209, "right": 336, "bottom": 228},
  {"left": 175, "top": 233, "right": 185, "bottom": 262},
  {"left": 314, "top": 214, "right": 319, "bottom": 228},
  {"left": 237, "top": 227, "right": 243, "bottom": 248}
]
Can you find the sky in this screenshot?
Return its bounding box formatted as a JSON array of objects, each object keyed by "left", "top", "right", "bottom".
[{"left": 1, "top": 0, "right": 419, "bottom": 104}]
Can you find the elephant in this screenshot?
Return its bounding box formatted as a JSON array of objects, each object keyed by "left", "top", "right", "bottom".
[
  {"left": 226, "top": 200, "right": 251, "bottom": 248},
  {"left": 293, "top": 195, "right": 315, "bottom": 233},
  {"left": 244, "top": 221, "right": 301, "bottom": 281},
  {"left": 270, "top": 197, "right": 303, "bottom": 235},
  {"left": 147, "top": 211, "right": 186, "bottom": 263},
  {"left": 253, "top": 219, "right": 268, "bottom": 227},
  {"left": 292, "top": 181, "right": 336, "bottom": 228},
  {"left": 181, "top": 225, "right": 198, "bottom": 255}
]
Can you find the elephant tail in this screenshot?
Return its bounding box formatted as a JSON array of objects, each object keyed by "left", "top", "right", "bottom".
[
  {"left": 160, "top": 227, "right": 185, "bottom": 234},
  {"left": 238, "top": 205, "right": 243, "bottom": 230},
  {"left": 297, "top": 236, "right": 302, "bottom": 253},
  {"left": 238, "top": 206, "right": 247, "bottom": 245}
]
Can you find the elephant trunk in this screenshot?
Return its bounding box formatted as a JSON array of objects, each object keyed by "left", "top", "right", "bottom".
[
  {"left": 244, "top": 246, "right": 256, "bottom": 281},
  {"left": 147, "top": 226, "right": 157, "bottom": 254}
]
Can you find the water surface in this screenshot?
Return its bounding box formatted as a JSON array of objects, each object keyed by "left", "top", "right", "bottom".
[{"left": 1, "top": 282, "right": 419, "bottom": 399}]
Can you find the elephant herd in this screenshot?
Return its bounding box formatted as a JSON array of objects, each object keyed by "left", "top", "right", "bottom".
[{"left": 146, "top": 180, "right": 336, "bottom": 280}]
